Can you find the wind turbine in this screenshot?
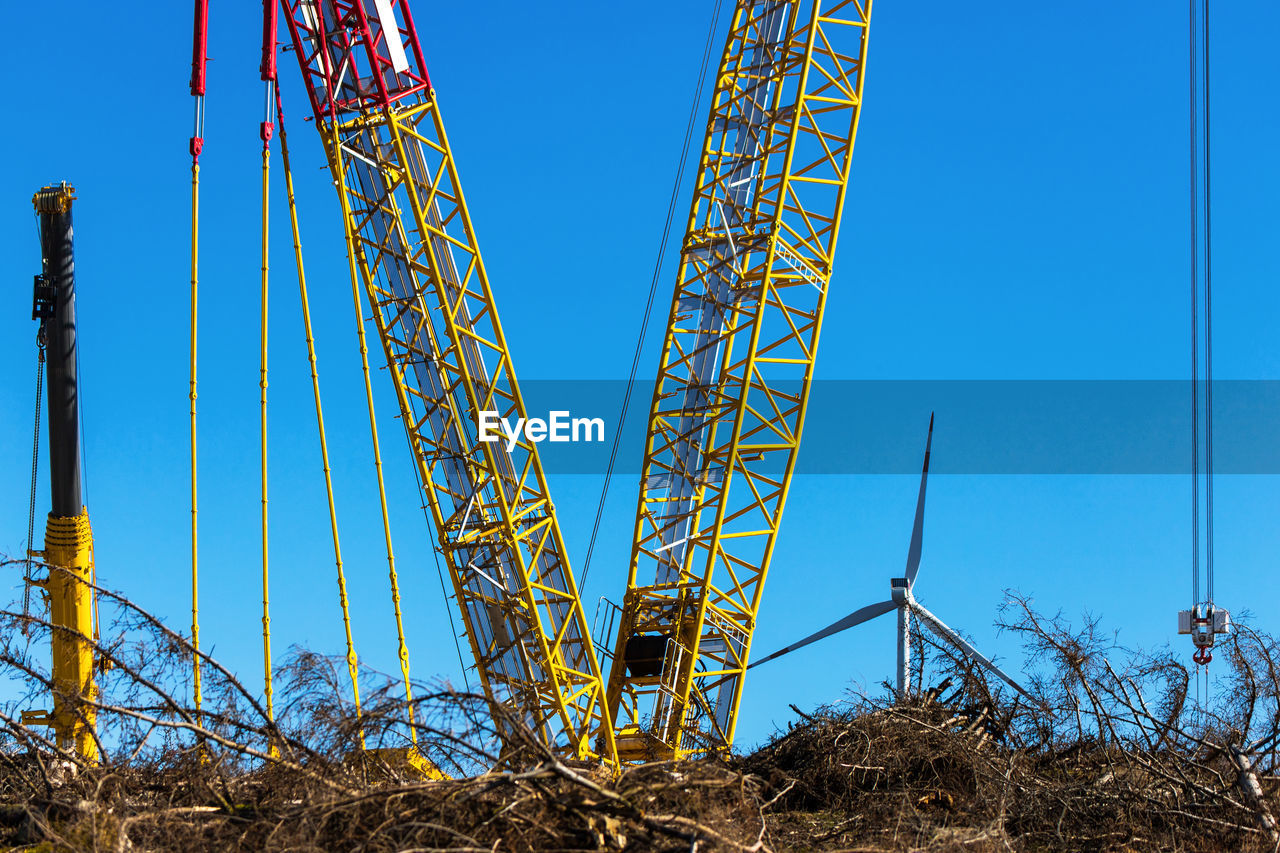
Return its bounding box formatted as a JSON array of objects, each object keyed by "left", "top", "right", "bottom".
[{"left": 748, "top": 414, "right": 1028, "bottom": 699}]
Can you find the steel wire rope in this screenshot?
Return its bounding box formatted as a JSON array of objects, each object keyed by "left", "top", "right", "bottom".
[
  {"left": 26, "top": 215, "right": 44, "bottom": 632},
  {"left": 579, "top": 0, "right": 727, "bottom": 591},
  {"left": 258, "top": 0, "right": 282, "bottom": 747},
  {"left": 273, "top": 87, "right": 423, "bottom": 745},
  {"left": 189, "top": 122, "right": 204, "bottom": 724},
  {"left": 407, "top": 441, "right": 473, "bottom": 694},
  {"left": 259, "top": 84, "right": 275, "bottom": 732},
  {"left": 1188, "top": 0, "right": 1217, "bottom": 613},
  {"left": 320, "top": 111, "right": 470, "bottom": 697},
  {"left": 188, "top": 0, "right": 209, "bottom": 749},
  {"left": 1202, "top": 0, "right": 1216, "bottom": 604},
  {"left": 1189, "top": 0, "right": 1200, "bottom": 608},
  {"left": 24, "top": 338, "right": 45, "bottom": 635},
  {"left": 72, "top": 318, "right": 100, "bottom": 648},
  {"left": 74, "top": 324, "right": 90, "bottom": 513}
]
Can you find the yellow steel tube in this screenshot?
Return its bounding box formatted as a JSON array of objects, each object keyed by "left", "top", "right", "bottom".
[
  {"left": 278, "top": 95, "right": 395, "bottom": 745},
  {"left": 342, "top": 245, "right": 415, "bottom": 742},
  {"left": 259, "top": 143, "right": 275, "bottom": 729},
  {"left": 330, "top": 187, "right": 420, "bottom": 744},
  {"left": 189, "top": 160, "right": 203, "bottom": 722}
]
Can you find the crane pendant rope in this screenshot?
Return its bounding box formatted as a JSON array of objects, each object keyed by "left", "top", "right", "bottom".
[
  {"left": 23, "top": 335, "right": 46, "bottom": 635},
  {"left": 258, "top": 0, "right": 278, "bottom": 739},
  {"left": 580, "top": 0, "right": 727, "bottom": 589},
  {"left": 277, "top": 89, "right": 402, "bottom": 746},
  {"left": 188, "top": 0, "right": 209, "bottom": 728},
  {"left": 324, "top": 135, "right": 372, "bottom": 745}
]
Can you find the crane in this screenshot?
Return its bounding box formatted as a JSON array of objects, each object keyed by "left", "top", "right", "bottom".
[
  {"left": 279, "top": 0, "right": 614, "bottom": 761},
  {"left": 603, "top": 0, "right": 872, "bottom": 761},
  {"left": 179, "top": 0, "right": 871, "bottom": 768},
  {"left": 23, "top": 183, "right": 99, "bottom": 763}
]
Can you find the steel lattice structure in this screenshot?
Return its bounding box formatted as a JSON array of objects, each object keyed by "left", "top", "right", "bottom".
[
  {"left": 604, "top": 0, "right": 872, "bottom": 761},
  {"left": 282, "top": 0, "right": 614, "bottom": 761}
]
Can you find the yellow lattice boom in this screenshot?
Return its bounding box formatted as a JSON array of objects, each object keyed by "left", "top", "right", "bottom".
[
  {"left": 605, "top": 0, "right": 872, "bottom": 761},
  {"left": 282, "top": 0, "right": 614, "bottom": 762}
]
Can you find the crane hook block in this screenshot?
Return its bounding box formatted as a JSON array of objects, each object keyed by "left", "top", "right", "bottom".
[{"left": 1179, "top": 604, "right": 1230, "bottom": 664}]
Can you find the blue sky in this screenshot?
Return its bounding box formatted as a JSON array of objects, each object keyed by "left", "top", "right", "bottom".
[{"left": 4, "top": 1, "right": 1280, "bottom": 751}]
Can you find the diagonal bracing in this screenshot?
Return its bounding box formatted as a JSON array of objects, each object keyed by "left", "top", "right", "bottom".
[
  {"left": 282, "top": 0, "right": 613, "bottom": 761},
  {"left": 605, "top": 0, "right": 873, "bottom": 761}
]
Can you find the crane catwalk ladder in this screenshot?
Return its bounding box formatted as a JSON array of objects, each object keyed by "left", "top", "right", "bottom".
[
  {"left": 282, "top": 0, "right": 613, "bottom": 760},
  {"left": 605, "top": 0, "right": 871, "bottom": 761}
]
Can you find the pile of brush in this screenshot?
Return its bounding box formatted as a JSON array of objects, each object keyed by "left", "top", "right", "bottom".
[
  {"left": 0, "top": 742, "right": 774, "bottom": 851},
  {"left": 2, "top": 562, "right": 1280, "bottom": 851},
  {"left": 2, "top": 689, "right": 1276, "bottom": 852},
  {"left": 744, "top": 694, "right": 1279, "bottom": 851}
]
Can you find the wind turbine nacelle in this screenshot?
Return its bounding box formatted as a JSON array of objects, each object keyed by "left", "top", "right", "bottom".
[{"left": 890, "top": 577, "right": 909, "bottom": 605}]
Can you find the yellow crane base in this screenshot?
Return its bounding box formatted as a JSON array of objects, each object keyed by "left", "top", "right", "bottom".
[
  {"left": 361, "top": 747, "right": 448, "bottom": 781},
  {"left": 25, "top": 509, "right": 98, "bottom": 764}
]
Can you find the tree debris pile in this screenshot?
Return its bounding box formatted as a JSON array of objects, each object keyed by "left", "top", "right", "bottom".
[
  {"left": 4, "top": 691, "right": 1280, "bottom": 852},
  {"left": 0, "top": 752, "right": 775, "bottom": 852},
  {"left": 742, "top": 595, "right": 1280, "bottom": 851},
  {"left": 745, "top": 698, "right": 1279, "bottom": 851},
  {"left": 3, "top": 563, "right": 1280, "bottom": 851}
]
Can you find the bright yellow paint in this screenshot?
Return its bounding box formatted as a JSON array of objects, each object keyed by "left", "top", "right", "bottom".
[
  {"left": 42, "top": 509, "right": 98, "bottom": 763},
  {"left": 189, "top": 160, "right": 203, "bottom": 728},
  {"left": 363, "top": 747, "right": 448, "bottom": 781},
  {"left": 606, "top": 0, "right": 873, "bottom": 761},
  {"left": 315, "top": 93, "right": 616, "bottom": 764},
  {"left": 277, "top": 94, "right": 400, "bottom": 749},
  {"left": 259, "top": 142, "right": 275, "bottom": 737}
]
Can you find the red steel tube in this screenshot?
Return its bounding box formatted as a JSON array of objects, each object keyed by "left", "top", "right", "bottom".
[
  {"left": 190, "top": 0, "right": 210, "bottom": 96},
  {"left": 260, "top": 0, "right": 279, "bottom": 82}
]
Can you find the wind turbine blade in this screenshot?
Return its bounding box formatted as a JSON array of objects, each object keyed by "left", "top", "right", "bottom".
[
  {"left": 748, "top": 599, "right": 897, "bottom": 670},
  {"left": 910, "top": 600, "right": 1029, "bottom": 698},
  {"left": 904, "top": 412, "right": 934, "bottom": 587}
]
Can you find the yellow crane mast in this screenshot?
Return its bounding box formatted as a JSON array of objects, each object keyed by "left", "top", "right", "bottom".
[
  {"left": 24, "top": 184, "right": 99, "bottom": 763},
  {"left": 605, "top": 0, "right": 872, "bottom": 761},
  {"left": 281, "top": 0, "right": 614, "bottom": 761}
]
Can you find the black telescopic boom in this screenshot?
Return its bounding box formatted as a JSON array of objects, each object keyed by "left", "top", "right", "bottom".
[{"left": 33, "top": 184, "right": 82, "bottom": 519}]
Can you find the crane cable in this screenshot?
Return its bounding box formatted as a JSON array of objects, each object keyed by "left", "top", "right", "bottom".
[
  {"left": 1192, "top": 0, "right": 1213, "bottom": 604},
  {"left": 188, "top": 0, "right": 209, "bottom": 731},
  {"left": 1189, "top": 0, "right": 1217, "bottom": 670},
  {"left": 327, "top": 135, "right": 387, "bottom": 746},
  {"left": 1190, "top": 0, "right": 1217, "bottom": 608},
  {"left": 23, "top": 335, "right": 46, "bottom": 636},
  {"left": 189, "top": 154, "right": 203, "bottom": 722},
  {"left": 1189, "top": 0, "right": 1200, "bottom": 612},
  {"left": 278, "top": 88, "right": 422, "bottom": 746},
  {"left": 413, "top": 443, "right": 473, "bottom": 693},
  {"left": 258, "top": 77, "right": 276, "bottom": 731},
  {"left": 73, "top": 236, "right": 100, "bottom": 654},
  {"left": 579, "top": 0, "right": 726, "bottom": 589}
]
